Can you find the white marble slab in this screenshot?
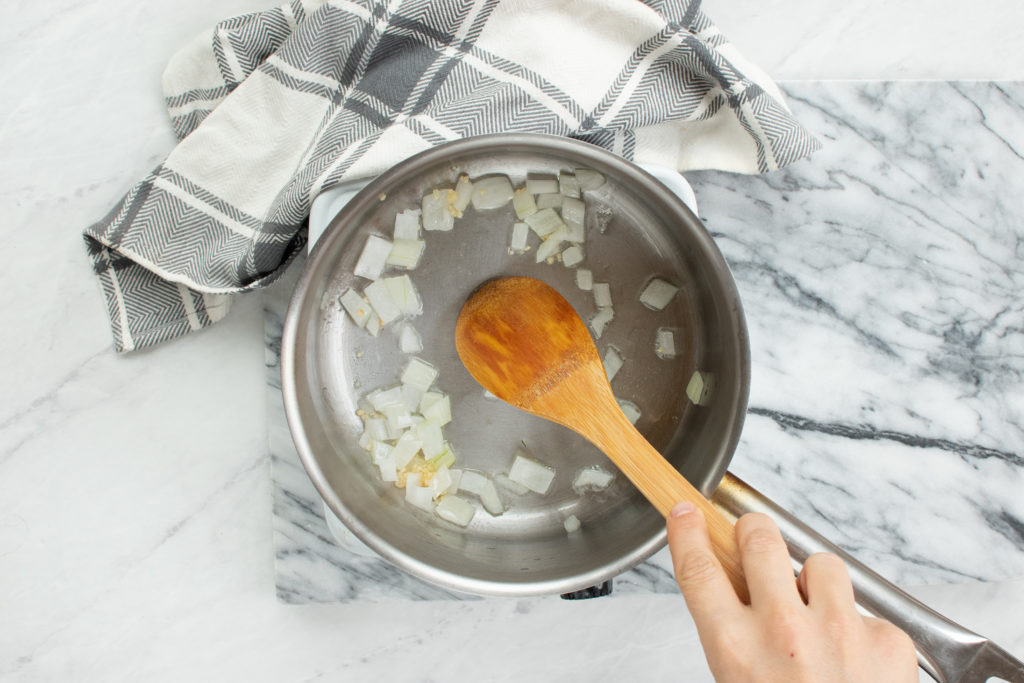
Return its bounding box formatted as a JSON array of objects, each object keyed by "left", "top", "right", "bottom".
[
  {"left": 692, "top": 78, "right": 1024, "bottom": 581},
  {"left": 693, "top": 81, "right": 1024, "bottom": 586}
]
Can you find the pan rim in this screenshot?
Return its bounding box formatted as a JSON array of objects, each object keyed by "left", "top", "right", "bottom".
[{"left": 281, "top": 133, "right": 750, "bottom": 597}]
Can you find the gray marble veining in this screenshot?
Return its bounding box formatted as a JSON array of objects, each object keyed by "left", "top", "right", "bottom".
[
  {"left": 692, "top": 81, "right": 1024, "bottom": 585},
  {"left": 267, "top": 81, "right": 1024, "bottom": 603}
]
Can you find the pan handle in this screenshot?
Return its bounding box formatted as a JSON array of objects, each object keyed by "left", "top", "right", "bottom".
[{"left": 710, "top": 472, "right": 1024, "bottom": 683}]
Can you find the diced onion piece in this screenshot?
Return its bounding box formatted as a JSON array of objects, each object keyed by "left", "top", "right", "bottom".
[
  {"left": 561, "top": 197, "right": 585, "bottom": 243},
  {"left": 639, "top": 278, "right": 680, "bottom": 310},
  {"left": 401, "top": 357, "right": 438, "bottom": 392},
  {"left": 429, "top": 445, "right": 455, "bottom": 470},
  {"left": 510, "top": 222, "right": 530, "bottom": 252},
  {"left": 435, "top": 495, "right": 475, "bottom": 527},
  {"left": 617, "top": 399, "right": 641, "bottom": 425},
  {"left": 593, "top": 282, "right": 612, "bottom": 309},
  {"left": 453, "top": 175, "right": 474, "bottom": 212},
  {"left": 354, "top": 235, "right": 393, "bottom": 280},
  {"left": 339, "top": 288, "right": 373, "bottom": 327},
  {"left": 393, "top": 209, "right": 421, "bottom": 240},
  {"left": 391, "top": 432, "right": 423, "bottom": 469},
  {"left": 422, "top": 393, "right": 451, "bottom": 426},
  {"left": 558, "top": 172, "right": 581, "bottom": 198},
  {"left": 561, "top": 196, "right": 585, "bottom": 226},
  {"left": 563, "top": 515, "right": 581, "bottom": 533},
  {"left": 524, "top": 207, "right": 565, "bottom": 238},
  {"left": 367, "top": 385, "right": 404, "bottom": 411},
  {"left": 398, "top": 324, "right": 423, "bottom": 354},
  {"left": 589, "top": 307, "right": 614, "bottom": 338},
  {"left": 512, "top": 188, "right": 538, "bottom": 219},
  {"left": 686, "top": 370, "right": 714, "bottom": 406},
  {"left": 447, "top": 469, "right": 463, "bottom": 494},
  {"left": 400, "top": 383, "right": 423, "bottom": 412},
  {"left": 458, "top": 469, "right": 488, "bottom": 496},
  {"left": 573, "top": 466, "right": 614, "bottom": 493},
  {"left": 384, "top": 403, "right": 415, "bottom": 433},
  {"left": 418, "top": 390, "right": 444, "bottom": 413},
  {"left": 420, "top": 433, "right": 448, "bottom": 460},
  {"left": 371, "top": 440, "right": 392, "bottom": 465},
  {"left": 561, "top": 245, "right": 584, "bottom": 268},
  {"left": 405, "top": 480, "right": 435, "bottom": 512},
  {"left": 385, "top": 418, "right": 405, "bottom": 441},
  {"left": 407, "top": 483, "right": 436, "bottom": 509},
  {"left": 526, "top": 178, "right": 559, "bottom": 195},
  {"left": 471, "top": 176, "right": 514, "bottom": 211},
  {"left": 358, "top": 429, "right": 372, "bottom": 451},
  {"left": 603, "top": 346, "right": 624, "bottom": 383},
  {"left": 373, "top": 445, "right": 397, "bottom": 484},
  {"left": 493, "top": 473, "right": 530, "bottom": 496},
  {"left": 575, "top": 268, "right": 593, "bottom": 291},
  {"left": 536, "top": 193, "right": 563, "bottom": 210},
  {"left": 422, "top": 189, "right": 454, "bottom": 231},
  {"left": 382, "top": 275, "right": 422, "bottom": 316},
  {"left": 376, "top": 455, "right": 398, "bottom": 481},
  {"left": 365, "top": 314, "right": 382, "bottom": 336},
  {"left": 655, "top": 328, "right": 676, "bottom": 359},
  {"left": 372, "top": 446, "right": 395, "bottom": 483},
  {"left": 479, "top": 479, "right": 504, "bottom": 516},
  {"left": 415, "top": 420, "right": 445, "bottom": 458},
  {"left": 365, "top": 416, "right": 388, "bottom": 441},
  {"left": 564, "top": 221, "right": 584, "bottom": 244},
  {"left": 430, "top": 465, "right": 453, "bottom": 499},
  {"left": 574, "top": 168, "right": 606, "bottom": 191},
  {"left": 386, "top": 239, "right": 425, "bottom": 270},
  {"left": 364, "top": 279, "right": 402, "bottom": 325},
  {"left": 535, "top": 228, "right": 567, "bottom": 263},
  {"left": 508, "top": 451, "right": 555, "bottom": 495}
]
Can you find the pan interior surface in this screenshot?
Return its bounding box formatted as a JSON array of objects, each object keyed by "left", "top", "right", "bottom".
[{"left": 283, "top": 136, "right": 748, "bottom": 596}]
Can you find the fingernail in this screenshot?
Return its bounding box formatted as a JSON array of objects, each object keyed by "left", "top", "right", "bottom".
[{"left": 670, "top": 502, "right": 695, "bottom": 518}]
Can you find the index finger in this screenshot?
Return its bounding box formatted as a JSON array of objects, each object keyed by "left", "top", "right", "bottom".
[{"left": 667, "top": 502, "right": 744, "bottom": 626}]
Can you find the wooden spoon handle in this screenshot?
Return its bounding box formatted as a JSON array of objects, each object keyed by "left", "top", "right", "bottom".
[{"left": 588, "top": 406, "right": 750, "bottom": 604}]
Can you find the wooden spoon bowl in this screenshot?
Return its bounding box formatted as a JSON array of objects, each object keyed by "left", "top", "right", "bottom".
[{"left": 456, "top": 276, "right": 748, "bottom": 601}]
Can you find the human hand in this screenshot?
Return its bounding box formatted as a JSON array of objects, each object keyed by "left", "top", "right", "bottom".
[{"left": 667, "top": 504, "right": 918, "bottom": 682}]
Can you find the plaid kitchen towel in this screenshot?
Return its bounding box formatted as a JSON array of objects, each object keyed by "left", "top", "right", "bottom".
[{"left": 84, "top": 0, "right": 819, "bottom": 352}]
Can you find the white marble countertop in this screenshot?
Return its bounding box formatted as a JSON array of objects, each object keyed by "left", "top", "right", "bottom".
[{"left": 3, "top": 1, "right": 1023, "bottom": 681}]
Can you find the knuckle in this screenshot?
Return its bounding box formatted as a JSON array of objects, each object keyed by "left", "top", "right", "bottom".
[
  {"left": 804, "top": 551, "right": 846, "bottom": 573},
  {"left": 802, "top": 548, "right": 851, "bottom": 581},
  {"left": 739, "top": 526, "right": 784, "bottom": 556},
  {"left": 735, "top": 512, "right": 773, "bottom": 533},
  {"left": 674, "top": 550, "right": 720, "bottom": 588}
]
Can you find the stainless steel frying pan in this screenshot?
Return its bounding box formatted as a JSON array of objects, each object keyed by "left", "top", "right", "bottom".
[{"left": 281, "top": 134, "right": 1023, "bottom": 682}]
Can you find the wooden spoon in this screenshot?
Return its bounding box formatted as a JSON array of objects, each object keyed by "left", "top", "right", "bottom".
[{"left": 455, "top": 276, "right": 748, "bottom": 602}]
